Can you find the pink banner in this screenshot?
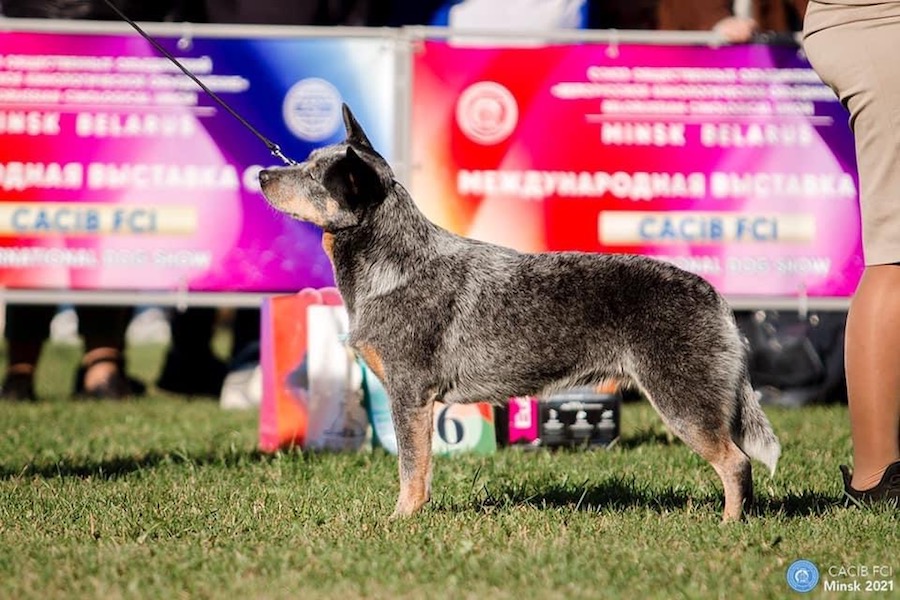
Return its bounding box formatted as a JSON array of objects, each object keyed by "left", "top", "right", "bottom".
[{"left": 411, "top": 41, "right": 863, "bottom": 298}]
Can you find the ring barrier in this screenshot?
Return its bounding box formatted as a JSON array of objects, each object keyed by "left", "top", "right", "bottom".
[{"left": 0, "top": 20, "right": 859, "bottom": 310}]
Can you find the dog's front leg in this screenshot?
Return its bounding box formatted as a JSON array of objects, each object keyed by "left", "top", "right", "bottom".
[{"left": 389, "top": 391, "right": 434, "bottom": 518}]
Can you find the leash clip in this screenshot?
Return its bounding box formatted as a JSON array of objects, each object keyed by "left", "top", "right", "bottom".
[{"left": 270, "top": 145, "right": 298, "bottom": 166}]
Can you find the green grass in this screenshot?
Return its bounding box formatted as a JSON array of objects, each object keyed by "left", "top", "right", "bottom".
[{"left": 0, "top": 343, "right": 896, "bottom": 600}]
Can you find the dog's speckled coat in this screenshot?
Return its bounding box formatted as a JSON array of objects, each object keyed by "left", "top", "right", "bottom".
[{"left": 259, "top": 105, "right": 780, "bottom": 522}]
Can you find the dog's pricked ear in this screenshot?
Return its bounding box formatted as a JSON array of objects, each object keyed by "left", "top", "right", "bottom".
[
  {"left": 345, "top": 145, "right": 385, "bottom": 200},
  {"left": 342, "top": 103, "right": 374, "bottom": 150}
]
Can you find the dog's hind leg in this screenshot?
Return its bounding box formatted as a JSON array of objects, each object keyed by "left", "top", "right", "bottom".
[
  {"left": 654, "top": 398, "right": 752, "bottom": 521},
  {"left": 389, "top": 390, "right": 435, "bottom": 518},
  {"left": 707, "top": 441, "right": 753, "bottom": 522},
  {"left": 633, "top": 373, "right": 753, "bottom": 522}
]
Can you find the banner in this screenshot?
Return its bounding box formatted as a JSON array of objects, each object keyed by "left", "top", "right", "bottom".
[
  {"left": 411, "top": 40, "right": 863, "bottom": 298},
  {"left": 0, "top": 27, "right": 395, "bottom": 292}
]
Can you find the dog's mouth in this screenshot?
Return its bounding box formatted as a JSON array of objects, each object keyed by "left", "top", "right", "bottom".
[
  {"left": 258, "top": 180, "right": 295, "bottom": 217},
  {"left": 261, "top": 189, "right": 299, "bottom": 216}
]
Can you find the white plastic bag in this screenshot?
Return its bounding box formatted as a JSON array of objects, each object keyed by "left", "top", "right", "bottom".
[{"left": 305, "top": 305, "right": 368, "bottom": 451}]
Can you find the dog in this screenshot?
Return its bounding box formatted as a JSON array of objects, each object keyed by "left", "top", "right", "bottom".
[{"left": 259, "top": 104, "right": 781, "bottom": 522}]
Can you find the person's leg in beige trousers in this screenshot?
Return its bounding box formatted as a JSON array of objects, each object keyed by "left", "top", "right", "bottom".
[{"left": 803, "top": 1, "right": 900, "bottom": 502}]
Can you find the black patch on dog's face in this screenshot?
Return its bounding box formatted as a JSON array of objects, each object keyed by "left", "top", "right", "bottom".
[
  {"left": 258, "top": 105, "right": 389, "bottom": 232},
  {"left": 322, "top": 146, "right": 386, "bottom": 213}
]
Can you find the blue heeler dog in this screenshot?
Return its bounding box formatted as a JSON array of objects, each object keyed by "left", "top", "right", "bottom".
[{"left": 258, "top": 104, "right": 780, "bottom": 522}]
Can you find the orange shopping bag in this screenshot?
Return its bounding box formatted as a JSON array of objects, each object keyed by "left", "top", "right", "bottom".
[{"left": 258, "top": 287, "right": 342, "bottom": 451}]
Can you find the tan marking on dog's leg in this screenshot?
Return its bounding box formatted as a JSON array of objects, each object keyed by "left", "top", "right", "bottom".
[
  {"left": 640, "top": 381, "right": 752, "bottom": 522},
  {"left": 697, "top": 438, "right": 753, "bottom": 523},
  {"left": 321, "top": 232, "right": 335, "bottom": 263},
  {"left": 390, "top": 403, "right": 433, "bottom": 519},
  {"left": 356, "top": 343, "right": 386, "bottom": 383}
]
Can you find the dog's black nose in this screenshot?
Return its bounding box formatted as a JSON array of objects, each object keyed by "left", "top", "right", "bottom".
[{"left": 258, "top": 169, "right": 272, "bottom": 184}]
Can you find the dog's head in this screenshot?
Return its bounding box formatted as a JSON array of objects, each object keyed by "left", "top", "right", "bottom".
[{"left": 258, "top": 104, "right": 391, "bottom": 231}]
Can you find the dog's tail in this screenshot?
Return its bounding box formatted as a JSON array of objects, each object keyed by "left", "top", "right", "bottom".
[{"left": 733, "top": 379, "right": 781, "bottom": 476}]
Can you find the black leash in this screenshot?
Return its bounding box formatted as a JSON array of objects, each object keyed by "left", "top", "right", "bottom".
[{"left": 101, "top": 0, "right": 297, "bottom": 166}]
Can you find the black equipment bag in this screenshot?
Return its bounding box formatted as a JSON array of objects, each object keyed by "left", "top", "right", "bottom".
[{"left": 735, "top": 310, "right": 848, "bottom": 408}]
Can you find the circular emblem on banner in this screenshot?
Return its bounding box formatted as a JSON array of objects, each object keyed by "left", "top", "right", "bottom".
[
  {"left": 282, "top": 78, "right": 343, "bottom": 142},
  {"left": 455, "top": 81, "right": 518, "bottom": 145}
]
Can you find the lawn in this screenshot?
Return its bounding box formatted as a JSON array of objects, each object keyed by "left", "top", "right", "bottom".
[{"left": 0, "top": 341, "right": 896, "bottom": 599}]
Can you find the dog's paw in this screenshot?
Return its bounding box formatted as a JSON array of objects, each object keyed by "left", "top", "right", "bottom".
[
  {"left": 390, "top": 506, "right": 419, "bottom": 521},
  {"left": 390, "top": 496, "right": 428, "bottom": 520},
  {"left": 390, "top": 504, "right": 417, "bottom": 520},
  {"left": 719, "top": 511, "right": 745, "bottom": 524}
]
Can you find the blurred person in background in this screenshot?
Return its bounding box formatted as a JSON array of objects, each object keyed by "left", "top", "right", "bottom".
[
  {"left": 658, "top": 0, "right": 808, "bottom": 42},
  {"left": 1, "top": 306, "right": 145, "bottom": 400},
  {"left": 586, "top": 0, "right": 658, "bottom": 29}
]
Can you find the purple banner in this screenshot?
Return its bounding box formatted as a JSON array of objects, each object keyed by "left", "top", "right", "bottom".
[{"left": 0, "top": 27, "right": 394, "bottom": 292}]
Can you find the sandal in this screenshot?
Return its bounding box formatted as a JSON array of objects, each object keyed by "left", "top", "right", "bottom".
[
  {"left": 75, "top": 356, "right": 146, "bottom": 400},
  {"left": 841, "top": 461, "right": 900, "bottom": 506}
]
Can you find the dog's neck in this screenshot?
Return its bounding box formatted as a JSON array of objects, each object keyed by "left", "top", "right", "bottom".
[{"left": 330, "top": 180, "right": 442, "bottom": 313}]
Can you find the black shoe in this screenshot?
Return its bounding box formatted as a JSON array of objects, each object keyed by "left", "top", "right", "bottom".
[
  {"left": 75, "top": 357, "right": 146, "bottom": 400},
  {"left": 0, "top": 371, "right": 36, "bottom": 402},
  {"left": 156, "top": 349, "right": 227, "bottom": 397},
  {"left": 841, "top": 461, "right": 900, "bottom": 506}
]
